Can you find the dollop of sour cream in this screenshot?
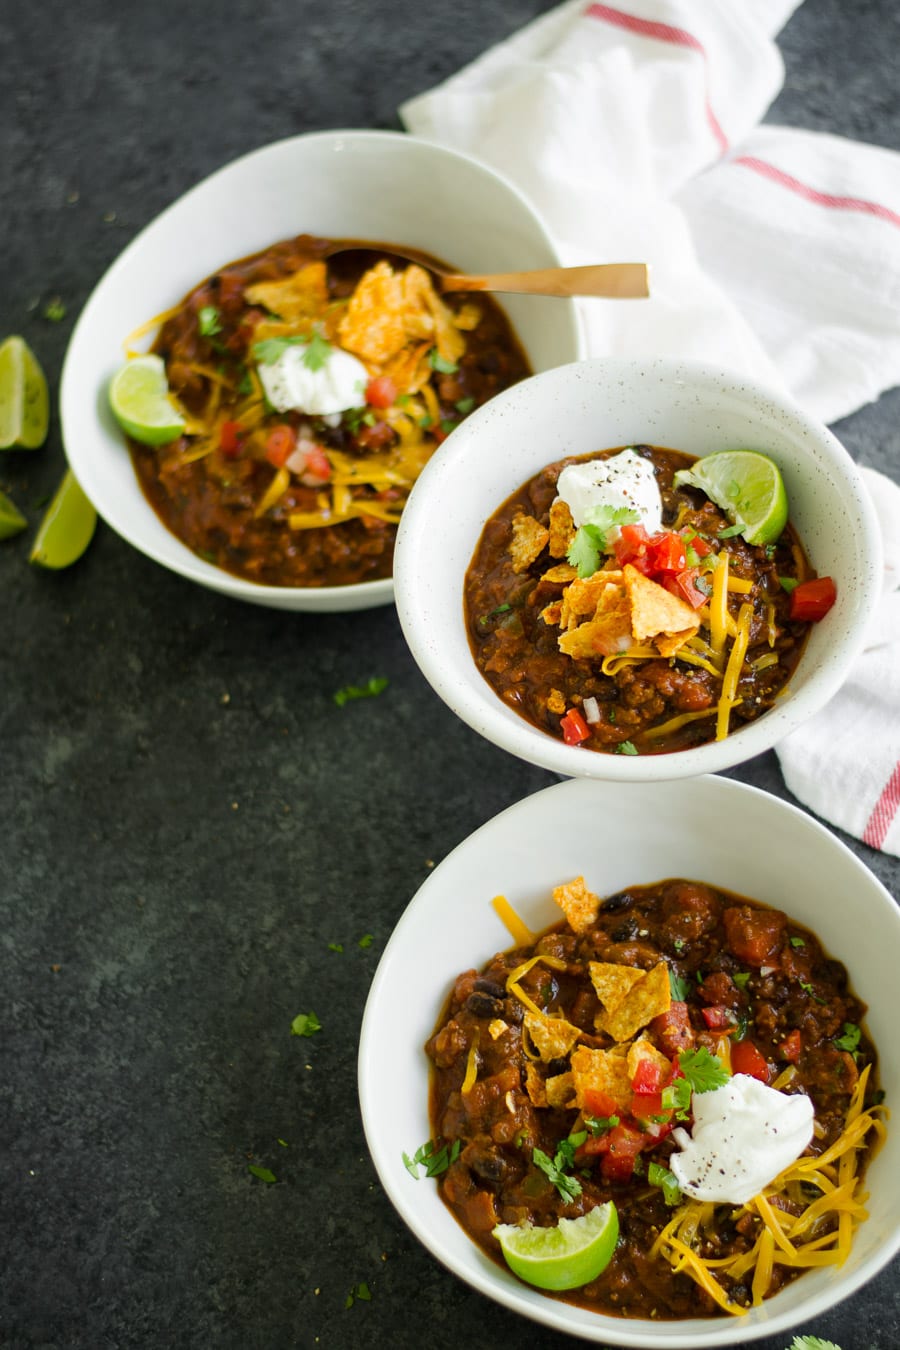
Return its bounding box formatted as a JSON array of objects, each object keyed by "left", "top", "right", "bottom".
[
  {"left": 555, "top": 447, "right": 663, "bottom": 536},
  {"left": 669, "top": 1074, "right": 814, "bottom": 1205},
  {"left": 258, "top": 343, "right": 368, "bottom": 416}
]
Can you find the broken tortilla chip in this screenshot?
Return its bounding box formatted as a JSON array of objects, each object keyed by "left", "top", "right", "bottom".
[
  {"left": 595, "top": 962, "right": 671, "bottom": 1042},
  {"left": 570, "top": 1045, "right": 633, "bottom": 1113},
  {"left": 589, "top": 962, "right": 645, "bottom": 1014},
  {"left": 623, "top": 564, "right": 700, "bottom": 647},
  {"left": 558, "top": 574, "right": 633, "bottom": 659},
  {"left": 510, "top": 513, "right": 549, "bottom": 573},
  {"left": 545, "top": 1071, "right": 576, "bottom": 1108},
  {"left": 244, "top": 262, "right": 328, "bottom": 325},
  {"left": 524, "top": 1061, "right": 548, "bottom": 1108},
  {"left": 626, "top": 1035, "right": 673, "bottom": 1085},
  {"left": 554, "top": 876, "right": 600, "bottom": 935},
  {"left": 524, "top": 1010, "right": 582, "bottom": 1063},
  {"left": 548, "top": 499, "right": 575, "bottom": 557}
]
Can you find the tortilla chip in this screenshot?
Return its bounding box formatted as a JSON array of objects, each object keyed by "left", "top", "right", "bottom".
[
  {"left": 546, "top": 688, "right": 566, "bottom": 715},
  {"left": 595, "top": 963, "right": 672, "bottom": 1042},
  {"left": 337, "top": 261, "right": 464, "bottom": 368},
  {"left": 623, "top": 564, "right": 700, "bottom": 646},
  {"left": 244, "top": 262, "right": 328, "bottom": 325},
  {"left": 548, "top": 499, "right": 575, "bottom": 557},
  {"left": 570, "top": 1045, "right": 633, "bottom": 1113},
  {"left": 545, "top": 1071, "right": 576, "bottom": 1108},
  {"left": 524, "top": 1061, "right": 548, "bottom": 1108},
  {"left": 451, "top": 302, "right": 482, "bottom": 332},
  {"left": 381, "top": 340, "right": 433, "bottom": 395},
  {"left": 540, "top": 601, "right": 564, "bottom": 627},
  {"left": 553, "top": 876, "right": 600, "bottom": 935},
  {"left": 655, "top": 629, "right": 697, "bottom": 658},
  {"left": 626, "top": 1035, "right": 673, "bottom": 1084},
  {"left": 589, "top": 962, "right": 645, "bottom": 1014},
  {"left": 488, "top": 1019, "right": 509, "bottom": 1041},
  {"left": 524, "top": 1011, "right": 582, "bottom": 1063},
  {"left": 510, "top": 513, "right": 549, "bottom": 573},
  {"left": 559, "top": 575, "right": 633, "bottom": 659},
  {"left": 542, "top": 563, "right": 579, "bottom": 585}
]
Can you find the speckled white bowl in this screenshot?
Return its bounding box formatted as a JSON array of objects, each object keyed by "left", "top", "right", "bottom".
[
  {"left": 60, "top": 129, "right": 583, "bottom": 612},
  {"left": 359, "top": 775, "right": 900, "bottom": 1347},
  {"left": 394, "top": 356, "right": 880, "bottom": 779}
]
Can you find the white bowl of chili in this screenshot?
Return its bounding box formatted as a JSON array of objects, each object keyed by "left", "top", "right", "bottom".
[
  {"left": 60, "top": 130, "right": 583, "bottom": 611},
  {"left": 359, "top": 774, "right": 900, "bottom": 1346},
  {"left": 394, "top": 355, "right": 880, "bottom": 776}
]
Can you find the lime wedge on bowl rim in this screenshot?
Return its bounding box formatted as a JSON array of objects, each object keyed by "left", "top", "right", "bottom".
[
  {"left": 30, "top": 469, "right": 97, "bottom": 569},
  {"left": 0, "top": 335, "right": 49, "bottom": 450},
  {"left": 673, "top": 449, "right": 788, "bottom": 546},
  {"left": 493, "top": 1201, "right": 619, "bottom": 1291},
  {"left": 109, "top": 354, "right": 186, "bottom": 447}
]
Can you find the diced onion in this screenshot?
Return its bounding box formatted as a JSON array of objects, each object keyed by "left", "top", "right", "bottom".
[{"left": 582, "top": 696, "right": 601, "bottom": 724}]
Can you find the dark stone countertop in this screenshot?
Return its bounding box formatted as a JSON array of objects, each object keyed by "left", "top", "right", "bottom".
[{"left": 1, "top": 3, "right": 898, "bottom": 1348}]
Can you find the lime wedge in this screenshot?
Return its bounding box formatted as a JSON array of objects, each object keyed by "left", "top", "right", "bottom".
[
  {"left": 0, "top": 335, "right": 49, "bottom": 450},
  {"left": 494, "top": 1201, "right": 619, "bottom": 1291},
  {"left": 0, "top": 488, "right": 27, "bottom": 539},
  {"left": 109, "top": 354, "right": 186, "bottom": 447},
  {"left": 673, "top": 450, "right": 788, "bottom": 546},
  {"left": 29, "top": 469, "right": 97, "bottom": 569}
]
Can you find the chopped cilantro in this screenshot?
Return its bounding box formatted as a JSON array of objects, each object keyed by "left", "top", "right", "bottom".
[
  {"left": 779, "top": 575, "right": 800, "bottom": 594},
  {"left": 765, "top": 543, "right": 777, "bottom": 560},
  {"left": 672, "top": 937, "right": 685, "bottom": 955},
  {"left": 440, "top": 418, "right": 458, "bottom": 434},
  {"left": 333, "top": 677, "right": 389, "bottom": 707},
  {"left": 291, "top": 1011, "right": 322, "bottom": 1038},
  {"left": 198, "top": 305, "right": 222, "bottom": 337},
  {"left": 788, "top": 1338, "right": 843, "bottom": 1350},
  {"left": 533, "top": 1141, "right": 584, "bottom": 1203},
  {"left": 616, "top": 740, "right": 639, "bottom": 756},
  {"left": 42, "top": 297, "right": 67, "bottom": 322},
  {"left": 252, "top": 335, "right": 307, "bottom": 364},
  {"left": 302, "top": 329, "right": 333, "bottom": 372},
  {"left": 328, "top": 942, "right": 344, "bottom": 954},
  {"left": 344, "top": 406, "right": 377, "bottom": 434},
  {"left": 554, "top": 1131, "right": 587, "bottom": 1170},
  {"left": 717, "top": 522, "right": 744, "bottom": 539},
  {"left": 834, "top": 1022, "right": 861, "bottom": 1056},
  {"left": 358, "top": 934, "right": 374, "bottom": 949},
  {"left": 790, "top": 935, "right": 806, "bottom": 948},
  {"left": 478, "top": 603, "right": 512, "bottom": 625},
  {"left": 679, "top": 1046, "right": 729, "bottom": 1093},
  {"left": 455, "top": 396, "right": 475, "bottom": 414},
  {"left": 429, "top": 348, "right": 458, "bottom": 374},
  {"left": 403, "top": 1137, "right": 461, "bottom": 1179},
  {"left": 668, "top": 969, "right": 691, "bottom": 1001},
  {"left": 417, "top": 414, "right": 433, "bottom": 429},
  {"left": 585, "top": 1113, "right": 619, "bottom": 1136},
  {"left": 732, "top": 971, "right": 751, "bottom": 990},
  {"left": 608, "top": 707, "right": 616, "bottom": 724},
  {"left": 248, "top": 1164, "right": 277, "bottom": 1184},
  {"left": 661, "top": 1077, "right": 693, "bottom": 1120},
  {"left": 648, "top": 1161, "right": 682, "bottom": 1206},
  {"left": 566, "top": 505, "right": 640, "bottom": 578}
]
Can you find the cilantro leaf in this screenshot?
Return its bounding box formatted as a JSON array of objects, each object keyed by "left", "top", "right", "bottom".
[
  {"left": 533, "top": 1139, "right": 584, "bottom": 1202},
  {"left": 668, "top": 969, "right": 692, "bottom": 1001},
  {"left": 252, "top": 335, "right": 308, "bottom": 364},
  {"left": 648, "top": 1161, "right": 682, "bottom": 1206},
  {"left": 678, "top": 1046, "right": 729, "bottom": 1094},
  {"left": 566, "top": 505, "right": 639, "bottom": 578},
  {"left": 198, "top": 305, "right": 222, "bottom": 337},
  {"left": 788, "top": 1338, "right": 843, "bottom": 1350},
  {"left": 302, "top": 329, "right": 333, "bottom": 372},
  {"left": 429, "top": 348, "right": 458, "bottom": 374},
  {"left": 834, "top": 1022, "right": 861, "bottom": 1055},
  {"left": 790, "top": 935, "right": 806, "bottom": 948},
  {"left": 403, "top": 1137, "right": 461, "bottom": 1179},
  {"left": 333, "top": 677, "right": 389, "bottom": 707},
  {"left": 661, "top": 1077, "right": 693, "bottom": 1120},
  {"left": 616, "top": 740, "right": 639, "bottom": 756},
  {"left": 358, "top": 933, "right": 374, "bottom": 949},
  {"left": 455, "top": 396, "right": 475, "bottom": 414},
  {"left": 248, "top": 1165, "right": 277, "bottom": 1184},
  {"left": 732, "top": 971, "right": 751, "bottom": 990},
  {"left": 291, "top": 1011, "right": 322, "bottom": 1038},
  {"left": 328, "top": 942, "right": 344, "bottom": 953}
]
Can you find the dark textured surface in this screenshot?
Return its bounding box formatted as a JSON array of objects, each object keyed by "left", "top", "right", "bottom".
[{"left": 1, "top": 2, "right": 898, "bottom": 1348}]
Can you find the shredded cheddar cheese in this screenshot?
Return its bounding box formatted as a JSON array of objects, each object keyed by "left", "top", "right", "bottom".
[{"left": 491, "top": 894, "right": 535, "bottom": 948}]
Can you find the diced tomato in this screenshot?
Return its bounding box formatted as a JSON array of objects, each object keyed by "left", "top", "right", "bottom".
[
  {"left": 684, "top": 531, "right": 714, "bottom": 558},
  {"left": 298, "top": 442, "right": 331, "bottom": 485},
  {"left": 560, "top": 708, "right": 590, "bottom": 746},
  {"left": 612, "top": 523, "right": 650, "bottom": 567},
  {"left": 790, "top": 576, "right": 837, "bottom": 622},
  {"left": 583, "top": 1088, "right": 621, "bottom": 1120},
  {"left": 779, "top": 1029, "right": 803, "bottom": 1063},
  {"left": 646, "top": 531, "right": 686, "bottom": 575},
  {"left": 219, "top": 420, "right": 243, "bottom": 459},
  {"left": 579, "top": 1132, "right": 612, "bottom": 1158},
  {"left": 600, "top": 1123, "right": 646, "bottom": 1182},
  {"left": 629, "top": 1091, "right": 670, "bottom": 1128},
  {"left": 667, "top": 567, "right": 708, "bottom": 609},
  {"left": 631, "top": 1057, "right": 668, "bottom": 1094},
  {"left": 265, "top": 424, "right": 297, "bottom": 468},
  {"left": 365, "top": 375, "right": 397, "bottom": 409},
  {"left": 651, "top": 1000, "right": 694, "bottom": 1056},
  {"left": 731, "top": 1039, "right": 770, "bottom": 1083},
  {"left": 700, "top": 1005, "right": 735, "bottom": 1031}
]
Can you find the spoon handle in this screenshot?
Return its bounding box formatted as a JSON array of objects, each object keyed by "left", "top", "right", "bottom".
[{"left": 438, "top": 263, "right": 650, "bottom": 299}]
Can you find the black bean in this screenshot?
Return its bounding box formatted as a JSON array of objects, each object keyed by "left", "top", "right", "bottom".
[
  {"left": 465, "top": 992, "right": 505, "bottom": 1019},
  {"left": 601, "top": 892, "right": 633, "bottom": 913}
]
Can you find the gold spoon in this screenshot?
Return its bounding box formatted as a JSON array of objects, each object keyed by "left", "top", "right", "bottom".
[{"left": 324, "top": 241, "right": 650, "bottom": 299}]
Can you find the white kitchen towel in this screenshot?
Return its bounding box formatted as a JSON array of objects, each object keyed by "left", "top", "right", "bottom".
[{"left": 401, "top": 0, "right": 900, "bottom": 854}]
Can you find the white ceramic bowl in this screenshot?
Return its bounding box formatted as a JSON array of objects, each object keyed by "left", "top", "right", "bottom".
[
  {"left": 359, "top": 775, "right": 900, "bottom": 1346},
  {"left": 394, "top": 356, "right": 880, "bottom": 777},
  {"left": 60, "top": 130, "right": 583, "bottom": 612}
]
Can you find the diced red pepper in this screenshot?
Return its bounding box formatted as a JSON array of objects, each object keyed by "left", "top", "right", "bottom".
[
  {"left": 265, "top": 424, "right": 297, "bottom": 468},
  {"left": 560, "top": 707, "right": 590, "bottom": 746},
  {"left": 701, "top": 1005, "right": 735, "bottom": 1031},
  {"left": 580, "top": 1132, "right": 612, "bottom": 1158},
  {"left": 365, "top": 375, "right": 397, "bottom": 409},
  {"left": 779, "top": 1029, "right": 803, "bottom": 1063},
  {"left": 790, "top": 576, "right": 837, "bottom": 622},
  {"left": 731, "top": 1039, "right": 770, "bottom": 1083},
  {"left": 667, "top": 567, "right": 708, "bottom": 610},
  {"left": 219, "top": 420, "right": 244, "bottom": 459},
  {"left": 646, "top": 531, "right": 687, "bottom": 575},
  {"left": 600, "top": 1123, "right": 646, "bottom": 1182},
  {"left": 631, "top": 1057, "right": 668, "bottom": 1094}
]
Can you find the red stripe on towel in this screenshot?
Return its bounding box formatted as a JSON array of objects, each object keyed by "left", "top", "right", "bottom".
[
  {"left": 734, "top": 155, "right": 900, "bottom": 229},
  {"left": 585, "top": 2, "right": 728, "bottom": 152},
  {"left": 863, "top": 761, "right": 900, "bottom": 850}
]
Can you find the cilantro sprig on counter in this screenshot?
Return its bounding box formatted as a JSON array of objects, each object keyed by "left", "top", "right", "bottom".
[{"left": 333, "top": 677, "right": 389, "bottom": 707}]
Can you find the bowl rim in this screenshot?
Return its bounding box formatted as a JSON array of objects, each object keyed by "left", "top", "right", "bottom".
[
  {"left": 394, "top": 353, "right": 882, "bottom": 779},
  {"left": 358, "top": 773, "right": 900, "bottom": 1346},
  {"left": 59, "top": 127, "right": 583, "bottom": 610}
]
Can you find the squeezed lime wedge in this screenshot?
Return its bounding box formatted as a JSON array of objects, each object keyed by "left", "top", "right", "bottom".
[
  {"left": 109, "top": 354, "right": 186, "bottom": 447},
  {"left": 29, "top": 469, "right": 97, "bottom": 569},
  {"left": 0, "top": 335, "right": 49, "bottom": 450},
  {"left": 0, "top": 488, "right": 27, "bottom": 539},
  {"left": 494, "top": 1201, "right": 619, "bottom": 1291},
  {"left": 673, "top": 450, "right": 788, "bottom": 546}
]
